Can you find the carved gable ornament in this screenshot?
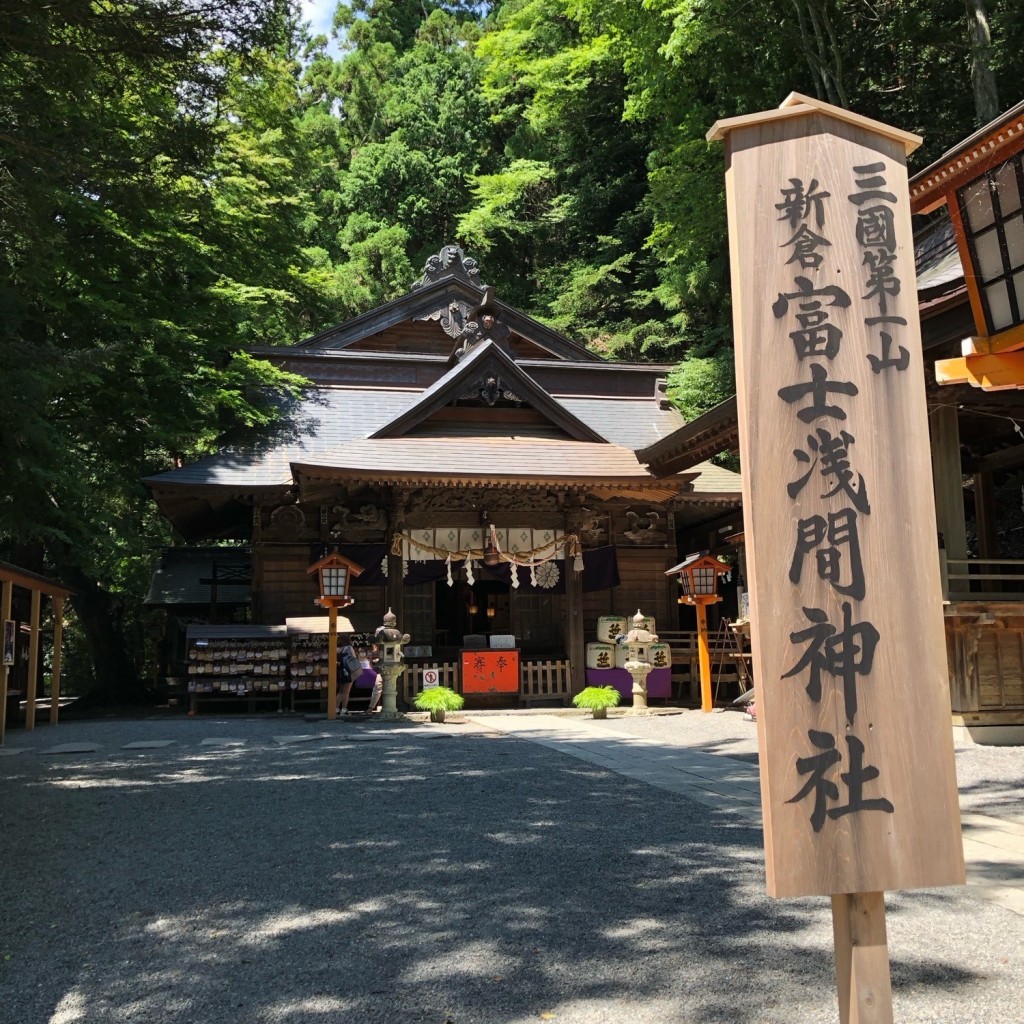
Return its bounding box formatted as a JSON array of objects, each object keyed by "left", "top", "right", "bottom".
[
  {"left": 412, "top": 244, "right": 483, "bottom": 291},
  {"left": 458, "top": 374, "right": 522, "bottom": 407}
]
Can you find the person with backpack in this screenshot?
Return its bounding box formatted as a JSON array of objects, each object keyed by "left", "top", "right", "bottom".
[{"left": 336, "top": 636, "right": 363, "bottom": 716}]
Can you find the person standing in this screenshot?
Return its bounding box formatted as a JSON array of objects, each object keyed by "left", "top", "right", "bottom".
[{"left": 336, "top": 636, "right": 361, "bottom": 716}]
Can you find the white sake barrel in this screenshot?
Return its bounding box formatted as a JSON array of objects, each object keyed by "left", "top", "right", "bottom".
[
  {"left": 596, "top": 615, "right": 628, "bottom": 643},
  {"left": 649, "top": 643, "right": 672, "bottom": 670},
  {"left": 586, "top": 643, "right": 614, "bottom": 670}
]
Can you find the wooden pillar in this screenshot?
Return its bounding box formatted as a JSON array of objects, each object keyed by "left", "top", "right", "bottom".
[
  {"left": 387, "top": 492, "right": 405, "bottom": 642},
  {"left": 50, "top": 595, "right": 64, "bottom": 725},
  {"left": 832, "top": 892, "right": 893, "bottom": 1024},
  {"left": 696, "top": 600, "right": 713, "bottom": 713},
  {"left": 931, "top": 407, "right": 968, "bottom": 590},
  {"left": 0, "top": 579, "right": 12, "bottom": 744},
  {"left": 974, "top": 470, "right": 998, "bottom": 560},
  {"left": 25, "top": 588, "right": 41, "bottom": 732},
  {"left": 566, "top": 559, "right": 584, "bottom": 695},
  {"left": 326, "top": 603, "right": 338, "bottom": 721}
]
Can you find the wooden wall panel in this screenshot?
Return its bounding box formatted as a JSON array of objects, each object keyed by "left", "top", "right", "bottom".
[{"left": 256, "top": 545, "right": 318, "bottom": 625}]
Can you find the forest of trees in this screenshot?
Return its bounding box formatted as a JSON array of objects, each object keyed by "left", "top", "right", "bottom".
[{"left": 2, "top": 0, "right": 1023, "bottom": 699}]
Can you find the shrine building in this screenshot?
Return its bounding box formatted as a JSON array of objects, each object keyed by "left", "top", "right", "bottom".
[{"left": 144, "top": 245, "right": 742, "bottom": 709}]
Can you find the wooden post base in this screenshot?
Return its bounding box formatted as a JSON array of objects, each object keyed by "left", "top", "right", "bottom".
[{"left": 832, "top": 891, "right": 893, "bottom": 1024}]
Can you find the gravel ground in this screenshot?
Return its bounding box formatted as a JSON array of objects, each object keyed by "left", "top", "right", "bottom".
[
  {"left": 594, "top": 706, "right": 1024, "bottom": 821},
  {"left": 0, "top": 711, "right": 1022, "bottom": 1023}
]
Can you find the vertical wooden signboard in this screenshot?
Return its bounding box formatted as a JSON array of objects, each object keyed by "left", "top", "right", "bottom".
[{"left": 708, "top": 94, "right": 965, "bottom": 1018}]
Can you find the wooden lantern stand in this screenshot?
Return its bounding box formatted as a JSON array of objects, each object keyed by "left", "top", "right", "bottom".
[
  {"left": 683, "top": 593, "right": 722, "bottom": 714},
  {"left": 667, "top": 553, "right": 733, "bottom": 714},
  {"left": 316, "top": 597, "right": 353, "bottom": 721},
  {"left": 307, "top": 552, "right": 363, "bottom": 722}
]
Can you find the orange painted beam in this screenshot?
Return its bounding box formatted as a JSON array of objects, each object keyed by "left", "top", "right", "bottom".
[
  {"left": 935, "top": 352, "right": 1024, "bottom": 391},
  {"left": 962, "top": 322, "right": 1024, "bottom": 357}
]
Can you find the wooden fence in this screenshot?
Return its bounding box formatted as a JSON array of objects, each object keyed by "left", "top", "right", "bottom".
[
  {"left": 519, "top": 659, "right": 572, "bottom": 706},
  {"left": 399, "top": 659, "right": 572, "bottom": 707}
]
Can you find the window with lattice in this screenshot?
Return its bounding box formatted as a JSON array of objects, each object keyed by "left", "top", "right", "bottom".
[
  {"left": 402, "top": 584, "right": 435, "bottom": 646},
  {"left": 512, "top": 592, "right": 564, "bottom": 652}
]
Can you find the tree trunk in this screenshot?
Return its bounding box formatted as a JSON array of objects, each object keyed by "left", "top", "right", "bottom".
[
  {"left": 46, "top": 543, "right": 147, "bottom": 705},
  {"left": 965, "top": 0, "right": 999, "bottom": 125}
]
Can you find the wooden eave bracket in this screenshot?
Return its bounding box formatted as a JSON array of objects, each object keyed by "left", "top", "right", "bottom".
[
  {"left": 961, "top": 322, "right": 1024, "bottom": 357},
  {"left": 706, "top": 91, "right": 922, "bottom": 155},
  {"left": 935, "top": 351, "right": 1024, "bottom": 391}
]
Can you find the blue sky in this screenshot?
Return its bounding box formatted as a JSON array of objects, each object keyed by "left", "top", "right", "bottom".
[{"left": 300, "top": 0, "right": 342, "bottom": 55}]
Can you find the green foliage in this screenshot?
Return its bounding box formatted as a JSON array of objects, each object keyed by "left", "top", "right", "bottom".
[
  {"left": 571, "top": 685, "right": 622, "bottom": 711},
  {"left": 413, "top": 686, "right": 466, "bottom": 712},
  {"left": 666, "top": 348, "right": 736, "bottom": 423},
  {"left": 0, "top": 0, "right": 321, "bottom": 698},
  {"left": 6, "top": 0, "right": 1024, "bottom": 702}
]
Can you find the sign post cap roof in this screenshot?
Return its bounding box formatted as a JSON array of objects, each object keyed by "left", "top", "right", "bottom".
[{"left": 706, "top": 91, "right": 922, "bottom": 156}]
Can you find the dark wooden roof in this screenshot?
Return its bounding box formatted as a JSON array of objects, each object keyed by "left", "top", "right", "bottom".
[
  {"left": 143, "top": 244, "right": 715, "bottom": 538},
  {"left": 635, "top": 398, "right": 739, "bottom": 477},
  {"left": 0, "top": 561, "right": 74, "bottom": 598},
  {"left": 369, "top": 341, "right": 605, "bottom": 443}
]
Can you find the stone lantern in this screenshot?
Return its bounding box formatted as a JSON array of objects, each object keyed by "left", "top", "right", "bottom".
[
  {"left": 621, "top": 609, "right": 658, "bottom": 713},
  {"left": 375, "top": 608, "right": 410, "bottom": 720}
]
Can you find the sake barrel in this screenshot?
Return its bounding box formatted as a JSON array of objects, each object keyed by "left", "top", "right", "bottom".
[{"left": 586, "top": 643, "right": 614, "bottom": 670}]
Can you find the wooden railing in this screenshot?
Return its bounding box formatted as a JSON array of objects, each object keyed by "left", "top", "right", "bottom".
[
  {"left": 400, "top": 662, "right": 460, "bottom": 706},
  {"left": 399, "top": 659, "right": 572, "bottom": 707},
  {"left": 656, "top": 629, "right": 748, "bottom": 702},
  {"left": 519, "top": 659, "right": 572, "bottom": 706},
  {"left": 941, "top": 554, "right": 1024, "bottom": 601}
]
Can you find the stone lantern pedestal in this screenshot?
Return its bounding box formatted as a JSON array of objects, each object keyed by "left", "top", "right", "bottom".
[
  {"left": 375, "top": 608, "right": 410, "bottom": 720},
  {"left": 621, "top": 609, "right": 658, "bottom": 715}
]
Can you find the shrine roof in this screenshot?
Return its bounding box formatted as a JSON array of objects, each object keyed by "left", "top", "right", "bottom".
[
  {"left": 143, "top": 383, "right": 684, "bottom": 491},
  {"left": 292, "top": 436, "right": 663, "bottom": 481},
  {"left": 369, "top": 341, "right": 605, "bottom": 443}
]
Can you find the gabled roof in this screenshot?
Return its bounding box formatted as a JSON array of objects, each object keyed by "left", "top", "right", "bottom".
[
  {"left": 369, "top": 341, "right": 606, "bottom": 443},
  {"left": 292, "top": 269, "right": 602, "bottom": 363}
]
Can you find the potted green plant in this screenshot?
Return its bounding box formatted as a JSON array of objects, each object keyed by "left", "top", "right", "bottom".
[
  {"left": 572, "top": 685, "right": 622, "bottom": 719},
  {"left": 413, "top": 685, "right": 465, "bottom": 723}
]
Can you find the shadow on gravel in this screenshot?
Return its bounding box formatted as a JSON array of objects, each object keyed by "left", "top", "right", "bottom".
[
  {"left": 0, "top": 729, "right": 984, "bottom": 1024},
  {"left": 958, "top": 776, "right": 1024, "bottom": 820}
]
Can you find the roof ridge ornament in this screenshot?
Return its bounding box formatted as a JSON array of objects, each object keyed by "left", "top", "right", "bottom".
[{"left": 412, "top": 244, "right": 485, "bottom": 291}]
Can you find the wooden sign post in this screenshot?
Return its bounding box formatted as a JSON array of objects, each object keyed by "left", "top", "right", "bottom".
[{"left": 708, "top": 94, "right": 965, "bottom": 1021}]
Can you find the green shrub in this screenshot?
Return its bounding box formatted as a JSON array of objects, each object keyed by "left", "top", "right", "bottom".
[
  {"left": 413, "top": 686, "right": 465, "bottom": 713},
  {"left": 572, "top": 686, "right": 622, "bottom": 711}
]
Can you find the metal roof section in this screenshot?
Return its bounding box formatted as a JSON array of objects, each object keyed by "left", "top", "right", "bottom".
[
  {"left": 635, "top": 397, "right": 740, "bottom": 477},
  {"left": 145, "top": 548, "right": 251, "bottom": 606},
  {"left": 143, "top": 385, "right": 680, "bottom": 492},
  {"left": 368, "top": 340, "right": 606, "bottom": 443},
  {"left": 686, "top": 460, "right": 742, "bottom": 495},
  {"left": 292, "top": 436, "right": 675, "bottom": 482},
  {"left": 186, "top": 623, "right": 287, "bottom": 640},
  {"left": 558, "top": 397, "right": 682, "bottom": 449},
  {"left": 142, "top": 388, "right": 420, "bottom": 489}
]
